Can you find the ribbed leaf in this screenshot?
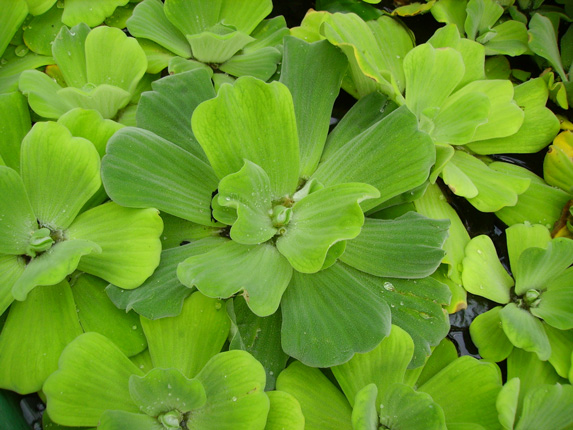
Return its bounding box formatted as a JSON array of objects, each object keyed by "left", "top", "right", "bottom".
[
  {"left": 62, "top": 0, "right": 129, "bottom": 27},
  {"left": 0, "top": 91, "right": 31, "bottom": 171},
  {"left": 500, "top": 303, "right": 551, "bottom": 361},
  {"left": 470, "top": 307, "right": 514, "bottom": 362},
  {"left": 51, "top": 24, "right": 89, "bottom": 88},
  {"left": 265, "top": 391, "right": 305, "bottom": 430}
]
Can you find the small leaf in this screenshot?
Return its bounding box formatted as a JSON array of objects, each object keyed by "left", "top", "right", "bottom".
[
  {"left": 506, "top": 223, "right": 552, "bottom": 276},
  {"left": 51, "top": 24, "right": 90, "bottom": 89},
  {"left": 531, "top": 268, "right": 573, "bottom": 331},
  {"left": 0, "top": 0, "right": 28, "bottom": 59},
  {"left": 470, "top": 307, "right": 514, "bottom": 362},
  {"left": 528, "top": 13, "right": 567, "bottom": 81},
  {"left": 98, "top": 410, "right": 162, "bottom": 430},
  {"left": 0, "top": 255, "right": 24, "bottom": 316},
  {"left": 500, "top": 303, "right": 551, "bottom": 361},
  {"left": 0, "top": 91, "right": 31, "bottom": 171},
  {"left": 496, "top": 377, "right": 520, "bottom": 430},
  {"left": 352, "top": 384, "right": 378, "bottom": 430},
  {"left": 62, "top": 0, "right": 129, "bottom": 27},
  {"left": 178, "top": 240, "right": 292, "bottom": 317},
  {"left": 276, "top": 182, "right": 379, "bottom": 273},
  {"left": 187, "top": 28, "right": 253, "bottom": 63},
  {"left": 265, "top": 391, "right": 305, "bottom": 430},
  {"left": 23, "top": 4, "right": 65, "bottom": 56}
]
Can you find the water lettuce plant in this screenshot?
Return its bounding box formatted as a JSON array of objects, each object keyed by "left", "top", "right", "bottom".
[{"left": 101, "top": 37, "right": 451, "bottom": 367}]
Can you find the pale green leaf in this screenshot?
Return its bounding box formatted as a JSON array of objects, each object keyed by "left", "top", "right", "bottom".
[
  {"left": 500, "top": 303, "right": 551, "bottom": 361},
  {"left": 462, "top": 235, "right": 514, "bottom": 303},
  {"left": 189, "top": 350, "right": 269, "bottom": 430},
  {"left": 470, "top": 307, "right": 514, "bottom": 362},
  {"left": 483, "top": 20, "right": 529, "bottom": 56},
  {"left": 0, "top": 255, "right": 24, "bottom": 316},
  {"left": 67, "top": 202, "right": 163, "bottom": 289},
  {"left": 19, "top": 69, "right": 72, "bottom": 118},
  {"left": 531, "top": 268, "right": 573, "bottom": 331},
  {"left": 507, "top": 349, "right": 564, "bottom": 399},
  {"left": 0, "top": 281, "right": 83, "bottom": 394},
  {"left": 280, "top": 37, "right": 347, "bottom": 177},
  {"left": 465, "top": 0, "right": 503, "bottom": 40},
  {"left": 187, "top": 28, "right": 253, "bottom": 63},
  {"left": 43, "top": 332, "right": 143, "bottom": 427},
  {"left": 0, "top": 47, "right": 54, "bottom": 94},
  {"left": 102, "top": 127, "right": 219, "bottom": 226},
  {"left": 413, "top": 337, "right": 459, "bottom": 388},
  {"left": 496, "top": 377, "right": 520, "bottom": 430},
  {"left": 51, "top": 24, "right": 89, "bottom": 88},
  {"left": 341, "top": 213, "right": 448, "bottom": 278},
  {"left": 72, "top": 274, "right": 147, "bottom": 358},
  {"left": 265, "top": 391, "right": 305, "bottom": 430},
  {"left": 191, "top": 77, "right": 299, "bottom": 199},
  {"left": 352, "top": 384, "right": 378, "bottom": 430},
  {"left": 127, "top": 0, "right": 191, "bottom": 58},
  {"left": 98, "top": 411, "right": 162, "bottom": 430},
  {"left": 0, "top": 166, "right": 37, "bottom": 255},
  {"left": 141, "top": 291, "right": 230, "bottom": 379},
  {"left": 544, "top": 325, "right": 573, "bottom": 378},
  {"left": 276, "top": 361, "right": 353, "bottom": 430},
  {"left": 506, "top": 223, "right": 552, "bottom": 276},
  {"left": 178, "top": 240, "right": 292, "bottom": 317},
  {"left": 0, "top": 0, "right": 28, "bottom": 58},
  {"left": 163, "top": 0, "right": 222, "bottom": 36},
  {"left": 431, "top": 0, "right": 467, "bottom": 34},
  {"left": 281, "top": 264, "right": 392, "bottom": 367},
  {"left": 217, "top": 160, "right": 276, "bottom": 245},
  {"left": 218, "top": 45, "right": 282, "bottom": 80},
  {"left": 0, "top": 91, "right": 31, "bottom": 172},
  {"left": 24, "top": 0, "right": 57, "bottom": 16},
  {"left": 57, "top": 84, "right": 133, "bottom": 119},
  {"left": 276, "top": 183, "right": 379, "bottom": 273},
  {"left": 62, "top": 0, "right": 129, "bottom": 27},
  {"left": 219, "top": 0, "right": 272, "bottom": 34},
  {"left": 528, "top": 13, "right": 567, "bottom": 81},
  {"left": 23, "top": 5, "right": 64, "bottom": 56},
  {"left": 11, "top": 239, "right": 101, "bottom": 301},
  {"left": 129, "top": 368, "right": 206, "bottom": 415},
  {"left": 516, "top": 384, "right": 573, "bottom": 430}
]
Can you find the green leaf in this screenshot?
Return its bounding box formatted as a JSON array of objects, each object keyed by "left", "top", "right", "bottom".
[
  {"left": 163, "top": 0, "right": 222, "bottom": 36},
  {"left": 0, "top": 91, "right": 31, "bottom": 172},
  {"left": 228, "top": 296, "right": 288, "bottom": 390},
  {"left": 467, "top": 78, "right": 560, "bottom": 154},
  {"left": 531, "top": 268, "right": 573, "bottom": 331},
  {"left": 187, "top": 27, "right": 253, "bottom": 63},
  {"left": 217, "top": 160, "right": 276, "bottom": 245},
  {"left": 413, "top": 337, "right": 459, "bottom": 388},
  {"left": 431, "top": 0, "right": 467, "bottom": 34},
  {"left": 464, "top": 0, "right": 503, "bottom": 40},
  {"left": 67, "top": 202, "right": 163, "bottom": 289},
  {"left": 418, "top": 356, "right": 503, "bottom": 429},
  {"left": 51, "top": 25, "right": 89, "bottom": 91},
  {"left": 56, "top": 84, "right": 133, "bottom": 120},
  {"left": 0, "top": 166, "right": 37, "bottom": 255},
  {"left": 58, "top": 108, "right": 124, "bottom": 158},
  {"left": 72, "top": 274, "right": 147, "bottom": 358},
  {"left": 20, "top": 121, "right": 101, "bottom": 230},
  {"left": 340, "top": 212, "right": 448, "bottom": 278},
  {"left": 178, "top": 240, "right": 292, "bottom": 317},
  {"left": 218, "top": 45, "right": 282, "bottom": 80},
  {"left": 496, "top": 377, "right": 520, "bottom": 430},
  {"left": 313, "top": 106, "right": 435, "bottom": 211},
  {"left": 23, "top": 4, "right": 65, "bottom": 56},
  {"left": 506, "top": 223, "right": 552, "bottom": 276},
  {"left": 24, "top": 0, "right": 57, "bottom": 16},
  {"left": 281, "top": 264, "right": 392, "bottom": 367},
  {"left": 106, "top": 238, "right": 225, "bottom": 319},
  {"left": 137, "top": 69, "right": 215, "bottom": 161},
  {"left": 18, "top": 69, "right": 70, "bottom": 118},
  {"left": 189, "top": 350, "right": 270, "bottom": 430},
  {"left": 470, "top": 307, "right": 514, "bottom": 362},
  {"left": 529, "top": 13, "right": 567, "bottom": 82},
  {"left": 11, "top": 239, "right": 101, "bottom": 301},
  {"left": 482, "top": 20, "right": 529, "bottom": 56},
  {"left": 98, "top": 410, "right": 162, "bottom": 430},
  {"left": 85, "top": 26, "right": 146, "bottom": 95},
  {"left": 0, "top": 281, "right": 83, "bottom": 394},
  {"left": 102, "top": 127, "right": 219, "bottom": 226},
  {"left": 332, "top": 325, "right": 414, "bottom": 408},
  {"left": 218, "top": 0, "right": 272, "bottom": 34},
  {"left": 500, "top": 303, "right": 551, "bottom": 361},
  {"left": 462, "top": 235, "right": 514, "bottom": 303},
  {"left": 129, "top": 368, "right": 206, "bottom": 415},
  {"left": 280, "top": 37, "right": 347, "bottom": 177},
  {"left": 266, "top": 391, "right": 305, "bottom": 430},
  {"left": 380, "top": 383, "right": 447, "bottom": 430},
  {"left": 0, "top": 0, "right": 27, "bottom": 58},
  {"left": 276, "top": 361, "right": 353, "bottom": 430},
  {"left": 62, "top": 0, "right": 129, "bottom": 27},
  {"left": 544, "top": 325, "right": 573, "bottom": 378},
  {"left": 191, "top": 77, "right": 300, "bottom": 199},
  {"left": 276, "top": 182, "right": 378, "bottom": 273},
  {"left": 141, "top": 291, "right": 230, "bottom": 379},
  {"left": 127, "top": 0, "right": 191, "bottom": 58},
  {"left": 351, "top": 383, "right": 378, "bottom": 430},
  {"left": 43, "top": 332, "right": 144, "bottom": 427},
  {"left": 513, "top": 238, "right": 573, "bottom": 295},
  {"left": 0, "top": 255, "right": 24, "bottom": 316},
  {"left": 0, "top": 46, "right": 54, "bottom": 93},
  {"left": 516, "top": 384, "right": 573, "bottom": 430}
]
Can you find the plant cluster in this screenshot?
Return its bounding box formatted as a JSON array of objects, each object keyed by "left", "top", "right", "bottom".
[{"left": 0, "top": 0, "right": 572, "bottom": 429}]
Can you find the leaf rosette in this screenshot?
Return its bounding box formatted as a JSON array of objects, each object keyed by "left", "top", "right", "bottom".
[{"left": 102, "top": 38, "right": 450, "bottom": 367}]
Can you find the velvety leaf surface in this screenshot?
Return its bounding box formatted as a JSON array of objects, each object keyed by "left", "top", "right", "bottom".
[
  {"left": 281, "top": 264, "right": 392, "bottom": 367},
  {"left": 178, "top": 240, "right": 292, "bottom": 317},
  {"left": 229, "top": 297, "right": 288, "bottom": 390},
  {"left": 72, "top": 274, "right": 147, "bottom": 358},
  {"left": 500, "top": 303, "right": 551, "bottom": 361},
  {"left": 0, "top": 281, "right": 83, "bottom": 394},
  {"left": 280, "top": 37, "right": 346, "bottom": 176},
  {"left": 192, "top": 77, "right": 300, "bottom": 199},
  {"left": 0, "top": 166, "right": 37, "bottom": 255},
  {"left": 462, "top": 235, "right": 514, "bottom": 303},
  {"left": 136, "top": 69, "right": 215, "bottom": 161},
  {"left": 265, "top": 391, "right": 305, "bottom": 430},
  {"left": 129, "top": 368, "right": 206, "bottom": 415},
  {"left": 11, "top": 239, "right": 101, "bottom": 301},
  {"left": 51, "top": 24, "right": 89, "bottom": 89},
  {"left": 43, "top": 332, "right": 144, "bottom": 427},
  {"left": 276, "top": 183, "right": 379, "bottom": 273},
  {"left": 106, "top": 238, "right": 225, "bottom": 319},
  {"left": 217, "top": 160, "right": 276, "bottom": 244},
  {"left": 470, "top": 307, "right": 514, "bottom": 363},
  {"left": 20, "top": 122, "right": 101, "bottom": 230},
  {"left": 332, "top": 325, "right": 414, "bottom": 407},
  {"left": 189, "top": 350, "right": 269, "bottom": 430},
  {"left": 276, "top": 361, "right": 353, "bottom": 430},
  {"left": 313, "top": 106, "right": 435, "bottom": 211},
  {"left": 340, "top": 212, "right": 448, "bottom": 278},
  {"left": 67, "top": 202, "right": 163, "bottom": 289},
  {"left": 102, "top": 127, "right": 219, "bottom": 226},
  {"left": 62, "top": 0, "right": 129, "bottom": 27},
  {"left": 516, "top": 384, "right": 573, "bottom": 430},
  {"left": 141, "top": 291, "right": 230, "bottom": 379},
  {"left": 0, "top": 91, "right": 31, "bottom": 171},
  {"left": 418, "top": 356, "right": 503, "bottom": 429}
]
